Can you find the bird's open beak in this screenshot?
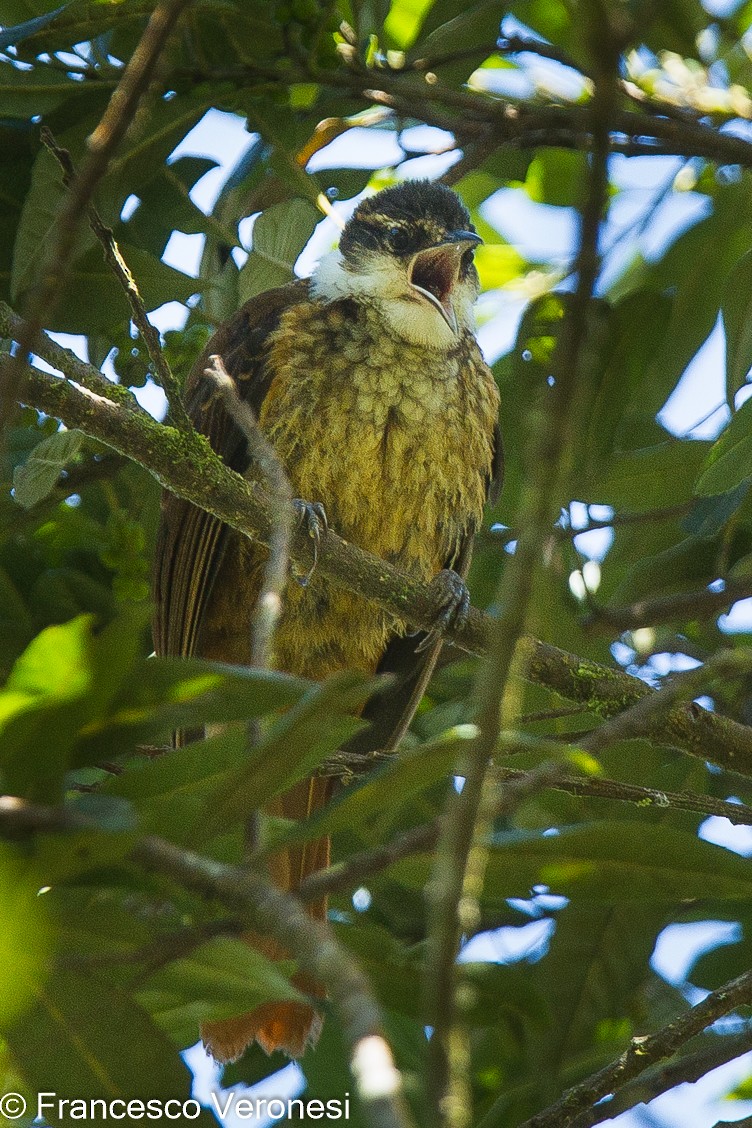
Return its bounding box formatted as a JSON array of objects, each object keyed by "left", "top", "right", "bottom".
[{"left": 408, "top": 230, "right": 482, "bottom": 333}]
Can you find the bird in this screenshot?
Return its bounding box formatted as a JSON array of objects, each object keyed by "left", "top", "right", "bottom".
[{"left": 152, "top": 179, "right": 502, "bottom": 1064}]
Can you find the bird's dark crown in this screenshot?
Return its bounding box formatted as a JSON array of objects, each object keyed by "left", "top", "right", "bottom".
[{"left": 339, "top": 180, "right": 475, "bottom": 262}]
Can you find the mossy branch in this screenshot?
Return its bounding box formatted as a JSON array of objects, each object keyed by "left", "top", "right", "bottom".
[{"left": 5, "top": 307, "right": 752, "bottom": 783}]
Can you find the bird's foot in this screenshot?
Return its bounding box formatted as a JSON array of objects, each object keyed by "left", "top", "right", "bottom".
[
  {"left": 416, "top": 569, "right": 471, "bottom": 652},
  {"left": 293, "top": 500, "right": 328, "bottom": 586}
]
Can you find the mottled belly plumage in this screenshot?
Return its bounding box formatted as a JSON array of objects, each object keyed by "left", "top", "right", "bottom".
[{"left": 202, "top": 299, "right": 499, "bottom": 679}]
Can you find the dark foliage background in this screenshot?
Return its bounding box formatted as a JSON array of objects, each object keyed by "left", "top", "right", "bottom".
[{"left": 4, "top": 1, "right": 752, "bottom": 1125}]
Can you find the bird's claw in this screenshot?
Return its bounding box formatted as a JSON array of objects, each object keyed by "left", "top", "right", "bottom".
[
  {"left": 416, "top": 569, "right": 471, "bottom": 653},
  {"left": 293, "top": 500, "right": 328, "bottom": 586}
]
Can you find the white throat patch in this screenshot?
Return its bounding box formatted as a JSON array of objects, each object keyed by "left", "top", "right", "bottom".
[{"left": 310, "top": 250, "right": 474, "bottom": 349}]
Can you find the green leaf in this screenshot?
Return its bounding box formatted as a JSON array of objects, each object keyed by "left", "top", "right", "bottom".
[
  {"left": 689, "top": 928, "right": 746, "bottom": 991},
  {"left": 3, "top": 968, "right": 196, "bottom": 1103},
  {"left": 0, "top": 59, "right": 86, "bottom": 117},
  {"left": 334, "top": 919, "right": 547, "bottom": 1028},
  {"left": 382, "top": 0, "right": 436, "bottom": 49},
  {"left": 0, "top": 845, "right": 53, "bottom": 1028},
  {"left": 99, "top": 727, "right": 250, "bottom": 847},
  {"left": 582, "top": 291, "right": 673, "bottom": 458},
  {"left": 391, "top": 822, "right": 752, "bottom": 903},
  {"left": 76, "top": 658, "right": 310, "bottom": 765},
  {"left": 406, "top": 0, "right": 503, "bottom": 83},
  {"left": 475, "top": 243, "right": 526, "bottom": 291},
  {"left": 645, "top": 190, "right": 752, "bottom": 410},
  {"left": 0, "top": 123, "right": 35, "bottom": 304},
  {"left": 11, "top": 145, "right": 96, "bottom": 304},
  {"left": 697, "top": 395, "right": 752, "bottom": 496},
  {"left": 67, "top": 793, "right": 137, "bottom": 832},
  {"left": 606, "top": 535, "right": 717, "bottom": 606},
  {"left": 283, "top": 725, "right": 476, "bottom": 850},
  {"left": 123, "top": 157, "right": 221, "bottom": 258},
  {"left": 1, "top": 613, "right": 95, "bottom": 711},
  {"left": 5, "top": 0, "right": 151, "bottom": 55},
  {"left": 0, "top": 4, "right": 67, "bottom": 49},
  {"left": 525, "top": 151, "right": 587, "bottom": 208},
  {"left": 298, "top": 1019, "right": 370, "bottom": 1128},
  {"left": 12, "top": 428, "right": 84, "bottom": 510},
  {"left": 31, "top": 821, "right": 138, "bottom": 884},
  {"left": 584, "top": 441, "right": 709, "bottom": 509},
  {"left": 532, "top": 904, "right": 667, "bottom": 1081},
  {"left": 11, "top": 97, "right": 208, "bottom": 316},
  {"left": 238, "top": 197, "right": 319, "bottom": 304},
  {"left": 514, "top": 293, "right": 566, "bottom": 383},
  {"left": 722, "top": 249, "right": 752, "bottom": 403},
  {"left": 683, "top": 481, "right": 751, "bottom": 537},
  {"left": 142, "top": 937, "right": 303, "bottom": 1030},
  {"left": 0, "top": 612, "right": 148, "bottom": 798},
  {"left": 53, "top": 886, "right": 155, "bottom": 966},
  {"left": 201, "top": 672, "right": 379, "bottom": 840},
  {"left": 98, "top": 95, "right": 211, "bottom": 220}
]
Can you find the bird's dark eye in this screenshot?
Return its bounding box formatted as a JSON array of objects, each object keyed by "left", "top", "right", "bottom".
[{"left": 388, "top": 225, "right": 410, "bottom": 253}]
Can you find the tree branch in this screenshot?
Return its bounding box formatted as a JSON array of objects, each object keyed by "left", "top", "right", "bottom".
[
  {"left": 585, "top": 580, "right": 752, "bottom": 633},
  {"left": 181, "top": 59, "right": 752, "bottom": 170},
  {"left": 582, "top": 1031, "right": 752, "bottom": 1124},
  {"left": 0, "top": 0, "right": 194, "bottom": 432},
  {"left": 518, "top": 969, "right": 752, "bottom": 1128},
  {"left": 579, "top": 649, "right": 752, "bottom": 756},
  {"left": 203, "top": 354, "right": 294, "bottom": 669},
  {"left": 8, "top": 326, "right": 752, "bottom": 784},
  {"left": 523, "top": 639, "right": 752, "bottom": 777},
  {"left": 0, "top": 304, "right": 142, "bottom": 413}
]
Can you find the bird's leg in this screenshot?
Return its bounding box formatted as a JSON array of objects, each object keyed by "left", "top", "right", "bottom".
[
  {"left": 293, "top": 500, "right": 328, "bottom": 586},
  {"left": 416, "top": 568, "right": 471, "bottom": 652}
]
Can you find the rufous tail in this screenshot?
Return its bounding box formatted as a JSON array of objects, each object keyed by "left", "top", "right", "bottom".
[{"left": 200, "top": 776, "right": 331, "bottom": 1063}]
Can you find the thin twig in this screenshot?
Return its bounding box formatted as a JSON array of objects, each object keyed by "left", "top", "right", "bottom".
[
  {"left": 0, "top": 0, "right": 193, "bottom": 433},
  {"left": 495, "top": 767, "right": 752, "bottom": 826},
  {"left": 580, "top": 648, "right": 752, "bottom": 756},
  {"left": 0, "top": 303, "right": 142, "bottom": 412},
  {"left": 39, "top": 127, "right": 192, "bottom": 432},
  {"left": 518, "top": 968, "right": 752, "bottom": 1128},
  {"left": 302, "top": 763, "right": 752, "bottom": 901},
  {"left": 203, "top": 354, "right": 294, "bottom": 669},
  {"left": 585, "top": 580, "right": 752, "bottom": 633},
  {"left": 580, "top": 1031, "right": 752, "bottom": 1125},
  {"left": 497, "top": 33, "right": 592, "bottom": 79},
  {"left": 300, "top": 821, "right": 439, "bottom": 902}
]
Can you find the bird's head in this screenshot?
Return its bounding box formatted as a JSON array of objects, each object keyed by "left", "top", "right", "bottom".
[{"left": 311, "top": 181, "right": 482, "bottom": 348}]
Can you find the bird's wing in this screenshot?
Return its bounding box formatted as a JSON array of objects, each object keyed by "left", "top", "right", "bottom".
[
  {"left": 152, "top": 279, "right": 310, "bottom": 660},
  {"left": 489, "top": 419, "right": 504, "bottom": 507}
]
